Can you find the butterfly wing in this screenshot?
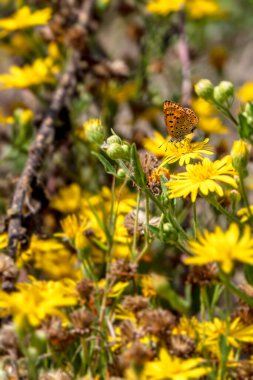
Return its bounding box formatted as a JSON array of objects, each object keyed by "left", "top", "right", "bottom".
[
  {"left": 163, "top": 100, "right": 181, "bottom": 139},
  {"left": 163, "top": 100, "right": 199, "bottom": 141}
]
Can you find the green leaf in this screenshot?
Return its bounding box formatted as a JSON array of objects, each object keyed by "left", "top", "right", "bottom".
[
  {"left": 130, "top": 143, "right": 145, "bottom": 187},
  {"left": 244, "top": 264, "right": 253, "bottom": 285},
  {"left": 238, "top": 112, "right": 253, "bottom": 140},
  {"left": 92, "top": 152, "right": 117, "bottom": 175},
  {"left": 156, "top": 281, "right": 191, "bottom": 314}
]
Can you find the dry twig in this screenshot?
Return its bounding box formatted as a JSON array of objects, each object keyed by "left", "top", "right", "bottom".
[{"left": 7, "top": 0, "right": 95, "bottom": 259}]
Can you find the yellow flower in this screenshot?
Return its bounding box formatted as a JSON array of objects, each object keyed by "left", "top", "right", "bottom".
[
  {"left": 186, "top": 223, "right": 253, "bottom": 273},
  {"left": 141, "top": 274, "right": 159, "bottom": 298},
  {"left": 200, "top": 317, "right": 253, "bottom": 349},
  {"left": 231, "top": 139, "right": 250, "bottom": 170},
  {"left": 50, "top": 183, "right": 82, "bottom": 213},
  {"left": 98, "top": 280, "right": 129, "bottom": 298},
  {"left": 237, "top": 205, "right": 253, "bottom": 222},
  {"left": 146, "top": 0, "right": 224, "bottom": 19},
  {"left": 18, "top": 236, "right": 82, "bottom": 280},
  {"left": 186, "top": 0, "right": 225, "bottom": 19},
  {"left": 172, "top": 316, "right": 200, "bottom": 340},
  {"left": 0, "top": 110, "right": 13, "bottom": 124},
  {"left": 0, "top": 233, "right": 8, "bottom": 249},
  {"left": 58, "top": 214, "right": 89, "bottom": 250},
  {"left": 143, "top": 349, "right": 210, "bottom": 379},
  {"left": 0, "top": 278, "right": 78, "bottom": 327},
  {"left": 191, "top": 98, "right": 228, "bottom": 134},
  {"left": 160, "top": 138, "right": 213, "bottom": 166},
  {"left": 167, "top": 156, "right": 237, "bottom": 202},
  {"left": 237, "top": 82, "right": 253, "bottom": 102},
  {"left": 146, "top": 0, "right": 183, "bottom": 16},
  {"left": 0, "top": 57, "right": 59, "bottom": 89},
  {"left": 0, "top": 6, "right": 51, "bottom": 33},
  {"left": 142, "top": 131, "right": 168, "bottom": 158}
]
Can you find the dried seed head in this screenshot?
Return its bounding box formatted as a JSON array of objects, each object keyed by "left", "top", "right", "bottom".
[
  {"left": 43, "top": 317, "right": 75, "bottom": 349},
  {"left": 76, "top": 279, "right": 94, "bottom": 300},
  {"left": 138, "top": 309, "right": 176, "bottom": 338},
  {"left": 109, "top": 259, "right": 137, "bottom": 281},
  {"left": 232, "top": 305, "right": 253, "bottom": 325},
  {"left": 119, "top": 342, "right": 155, "bottom": 369},
  {"left": 70, "top": 308, "right": 95, "bottom": 334},
  {"left": 235, "top": 362, "right": 253, "bottom": 380},
  {"left": 187, "top": 263, "right": 218, "bottom": 285},
  {"left": 139, "top": 150, "right": 159, "bottom": 178},
  {"left": 169, "top": 335, "right": 196, "bottom": 358},
  {"left": 124, "top": 210, "right": 146, "bottom": 236},
  {"left": 0, "top": 255, "right": 18, "bottom": 282},
  {"left": 39, "top": 369, "right": 71, "bottom": 380},
  {"left": 122, "top": 295, "right": 149, "bottom": 314},
  {"left": 119, "top": 320, "right": 144, "bottom": 343},
  {"left": 0, "top": 324, "right": 18, "bottom": 358}
]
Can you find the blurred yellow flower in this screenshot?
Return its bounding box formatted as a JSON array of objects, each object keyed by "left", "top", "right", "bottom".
[
  {"left": 18, "top": 236, "right": 82, "bottom": 280},
  {"left": 0, "top": 110, "right": 13, "bottom": 124},
  {"left": 160, "top": 137, "right": 213, "bottom": 166},
  {"left": 192, "top": 98, "right": 228, "bottom": 134},
  {"left": 142, "top": 349, "right": 210, "bottom": 379},
  {"left": 237, "top": 205, "right": 253, "bottom": 222},
  {"left": 0, "top": 57, "right": 59, "bottom": 89},
  {"left": 58, "top": 214, "right": 89, "bottom": 250},
  {"left": 141, "top": 274, "right": 158, "bottom": 298},
  {"left": 0, "top": 233, "right": 8, "bottom": 249},
  {"left": 0, "top": 6, "right": 51, "bottom": 34},
  {"left": 50, "top": 183, "right": 82, "bottom": 213},
  {"left": 146, "top": 0, "right": 224, "bottom": 19},
  {"left": 186, "top": 223, "right": 253, "bottom": 273},
  {"left": 167, "top": 156, "right": 237, "bottom": 202},
  {"left": 142, "top": 131, "right": 168, "bottom": 158},
  {"left": 200, "top": 317, "right": 253, "bottom": 349},
  {"left": 237, "top": 82, "right": 253, "bottom": 102},
  {"left": 0, "top": 278, "right": 78, "bottom": 327},
  {"left": 172, "top": 316, "right": 199, "bottom": 339}
]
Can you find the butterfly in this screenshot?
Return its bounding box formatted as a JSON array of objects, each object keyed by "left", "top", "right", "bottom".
[{"left": 163, "top": 100, "right": 199, "bottom": 142}]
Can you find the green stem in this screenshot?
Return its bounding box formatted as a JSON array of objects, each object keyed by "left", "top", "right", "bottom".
[
  {"left": 134, "top": 193, "right": 150, "bottom": 263},
  {"left": 219, "top": 271, "right": 253, "bottom": 307},
  {"left": 132, "top": 190, "right": 141, "bottom": 259},
  {"left": 208, "top": 196, "right": 240, "bottom": 224},
  {"left": 239, "top": 170, "right": 252, "bottom": 218},
  {"left": 193, "top": 201, "right": 198, "bottom": 239}
]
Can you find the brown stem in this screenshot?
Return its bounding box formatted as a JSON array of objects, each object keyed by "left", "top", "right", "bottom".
[
  {"left": 7, "top": 0, "right": 95, "bottom": 260},
  {"left": 178, "top": 9, "right": 192, "bottom": 106}
]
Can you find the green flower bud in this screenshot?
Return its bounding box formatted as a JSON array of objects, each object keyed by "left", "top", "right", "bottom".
[
  {"left": 230, "top": 189, "right": 241, "bottom": 207},
  {"left": 121, "top": 144, "right": 130, "bottom": 158},
  {"left": 27, "top": 347, "right": 38, "bottom": 359},
  {"left": 231, "top": 139, "right": 250, "bottom": 171},
  {"left": 107, "top": 135, "right": 122, "bottom": 145},
  {"left": 83, "top": 118, "right": 105, "bottom": 145},
  {"left": 117, "top": 168, "right": 126, "bottom": 178},
  {"left": 213, "top": 81, "right": 234, "bottom": 103},
  {"left": 194, "top": 79, "right": 214, "bottom": 100},
  {"left": 106, "top": 143, "right": 126, "bottom": 160}
]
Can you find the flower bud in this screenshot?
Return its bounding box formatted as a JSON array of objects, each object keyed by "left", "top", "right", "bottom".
[
  {"left": 107, "top": 135, "right": 122, "bottom": 145},
  {"left": 231, "top": 139, "right": 250, "bottom": 171},
  {"left": 106, "top": 143, "right": 127, "bottom": 160},
  {"left": 213, "top": 81, "right": 234, "bottom": 103},
  {"left": 194, "top": 79, "right": 214, "bottom": 100},
  {"left": 121, "top": 144, "right": 130, "bottom": 158},
  {"left": 230, "top": 189, "right": 241, "bottom": 207},
  {"left": 83, "top": 118, "right": 105, "bottom": 145},
  {"left": 117, "top": 168, "right": 126, "bottom": 179}
]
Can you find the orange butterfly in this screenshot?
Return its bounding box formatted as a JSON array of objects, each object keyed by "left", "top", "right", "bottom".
[{"left": 163, "top": 100, "right": 199, "bottom": 142}]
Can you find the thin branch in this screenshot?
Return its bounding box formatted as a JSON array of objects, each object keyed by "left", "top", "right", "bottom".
[
  {"left": 7, "top": 0, "right": 95, "bottom": 259},
  {"left": 178, "top": 9, "right": 192, "bottom": 107}
]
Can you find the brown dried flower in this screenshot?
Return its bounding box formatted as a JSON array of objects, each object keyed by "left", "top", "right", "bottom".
[
  {"left": 0, "top": 255, "right": 18, "bottom": 283},
  {"left": 138, "top": 309, "right": 176, "bottom": 338},
  {"left": 109, "top": 259, "right": 137, "bottom": 281},
  {"left": 0, "top": 323, "right": 18, "bottom": 358},
  {"left": 76, "top": 279, "right": 94, "bottom": 300},
  {"left": 139, "top": 150, "right": 159, "bottom": 178},
  {"left": 119, "top": 342, "right": 155, "bottom": 369},
  {"left": 70, "top": 308, "right": 95, "bottom": 334},
  {"left": 187, "top": 263, "right": 218, "bottom": 285},
  {"left": 43, "top": 317, "right": 75, "bottom": 349},
  {"left": 39, "top": 369, "right": 71, "bottom": 380},
  {"left": 169, "top": 335, "right": 196, "bottom": 358},
  {"left": 122, "top": 295, "right": 149, "bottom": 314}
]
